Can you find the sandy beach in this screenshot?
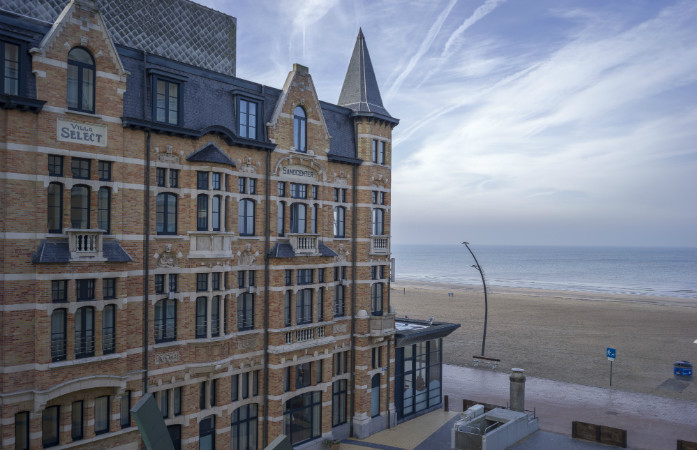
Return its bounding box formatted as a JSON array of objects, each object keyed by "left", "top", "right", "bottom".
[{"left": 390, "top": 281, "right": 697, "bottom": 402}]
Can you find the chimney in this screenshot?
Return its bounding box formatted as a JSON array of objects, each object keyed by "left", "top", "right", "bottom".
[{"left": 509, "top": 368, "right": 526, "bottom": 412}]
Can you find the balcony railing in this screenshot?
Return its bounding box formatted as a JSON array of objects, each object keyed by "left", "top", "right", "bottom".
[
  {"left": 67, "top": 229, "right": 106, "bottom": 261},
  {"left": 369, "top": 312, "right": 396, "bottom": 337},
  {"left": 288, "top": 233, "right": 320, "bottom": 256},
  {"left": 188, "top": 231, "right": 235, "bottom": 258},
  {"left": 285, "top": 325, "right": 326, "bottom": 345},
  {"left": 370, "top": 235, "right": 390, "bottom": 255}
]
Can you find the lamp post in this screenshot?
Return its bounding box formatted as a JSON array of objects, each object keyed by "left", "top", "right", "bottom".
[{"left": 463, "top": 242, "right": 488, "bottom": 357}]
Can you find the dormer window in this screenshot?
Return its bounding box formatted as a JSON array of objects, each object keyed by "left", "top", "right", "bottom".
[
  {"left": 154, "top": 78, "right": 180, "bottom": 125},
  {"left": 67, "top": 47, "right": 95, "bottom": 113},
  {"left": 293, "top": 106, "right": 306, "bottom": 152},
  {"left": 239, "top": 99, "right": 257, "bottom": 139}
]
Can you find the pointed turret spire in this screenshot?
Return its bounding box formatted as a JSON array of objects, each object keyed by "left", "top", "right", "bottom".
[{"left": 338, "top": 29, "right": 398, "bottom": 124}]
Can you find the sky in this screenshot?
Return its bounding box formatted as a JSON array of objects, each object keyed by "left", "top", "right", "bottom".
[{"left": 195, "top": 0, "right": 697, "bottom": 247}]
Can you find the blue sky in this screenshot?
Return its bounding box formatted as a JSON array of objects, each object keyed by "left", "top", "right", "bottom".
[{"left": 196, "top": 0, "right": 697, "bottom": 247}]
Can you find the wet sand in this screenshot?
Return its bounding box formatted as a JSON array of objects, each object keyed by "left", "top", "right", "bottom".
[{"left": 390, "top": 281, "right": 697, "bottom": 402}]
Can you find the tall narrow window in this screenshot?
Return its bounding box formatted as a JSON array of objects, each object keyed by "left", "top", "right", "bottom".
[
  {"left": 98, "top": 187, "right": 110, "bottom": 233},
  {"left": 212, "top": 195, "right": 221, "bottom": 231},
  {"left": 277, "top": 201, "right": 285, "bottom": 236},
  {"left": 154, "top": 78, "right": 179, "bottom": 125},
  {"left": 47, "top": 183, "right": 63, "bottom": 233},
  {"left": 120, "top": 391, "right": 131, "bottom": 428},
  {"left": 42, "top": 406, "right": 60, "bottom": 448},
  {"left": 371, "top": 374, "right": 381, "bottom": 417},
  {"left": 284, "top": 291, "right": 292, "bottom": 327},
  {"left": 372, "top": 208, "right": 384, "bottom": 235},
  {"left": 334, "top": 285, "right": 345, "bottom": 317},
  {"left": 311, "top": 204, "right": 318, "bottom": 234},
  {"left": 174, "top": 387, "right": 183, "bottom": 416},
  {"left": 76, "top": 279, "right": 95, "bottom": 301},
  {"left": 239, "top": 99, "right": 257, "bottom": 139},
  {"left": 290, "top": 203, "right": 306, "bottom": 234},
  {"left": 296, "top": 289, "right": 313, "bottom": 325},
  {"left": 102, "top": 304, "right": 116, "bottom": 354},
  {"left": 380, "top": 141, "right": 386, "bottom": 165},
  {"left": 211, "top": 296, "right": 220, "bottom": 337},
  {"left": 156, "top": 193, "right": 177, "bottom": 235},
  {"left": 155, "top": 299, "right": 176, "bottom": 342},
  {"left": 94, "top": 396, "right": 109, "bottom": 434},
  {"left": 318, "top": 287, "right": 324, "bottom": 322},
  {"left": 196, "top": 297, "right": 207, "bottom": 338},
  {"left": 371, "top": 283, "right": 384, "bottom": 316},
  {"left": 98, "top": 161, "right": 111, "bottom": 181},
  {"left": 197, "top": 194, "right": 209, "bottom": 231},
  {"left": 332, "top": 380, "right": 348, "bottom": 426},
  {"left": 237, "top": 293, "right": 254, "bottom": 330},
  {"left": 103, "top": 278, "right": 116, "bottom": 299},
  {"left": 293, "top": 106, "right": 307, "bottom": 152},
  {"left": 238, "top": 199, "right": 255, "bottom": 236},
  {"left": 51, "top": 309, "right": 66, "bottom": 361},
  {"left": 48, "top": 155, "right": 63, "bottom": 176},
  {"left": 75, "top": 306, "right": 94, "bottom": 358},
  {"left": 71, "top": 401, "right": 83, "bottom": 441},
  {"left": 67, "top": 47, "right": 94, "bottom": 113},
  {"left": 70, "top": 185, "right": 90, "bottom": 229},
  {"left": 14, "top": 411, "right": 29, "bottom": 450},
  {"left": 2, "top": 42, "right": 20, "bottom": 95},
  {"left": 334, "top": 206, "right": 345, "bottom": 238}
]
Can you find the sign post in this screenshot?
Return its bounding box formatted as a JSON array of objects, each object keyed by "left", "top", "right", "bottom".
[{"left": 606, "top": 347, "right": 616, "bottom": 386}]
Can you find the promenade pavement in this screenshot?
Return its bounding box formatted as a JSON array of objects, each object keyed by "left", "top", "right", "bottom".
[{"left": 340, "top": 364, "right": 696, "bottom": 450}]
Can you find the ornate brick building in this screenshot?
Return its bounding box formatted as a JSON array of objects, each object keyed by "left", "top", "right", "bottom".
[{"left": 0, "top": 1, "right": 457, "bottom": 449}]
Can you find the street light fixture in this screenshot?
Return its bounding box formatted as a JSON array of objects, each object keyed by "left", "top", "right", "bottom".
[{"left": 462, "top": 242, "right": 488, "bottom": 357}]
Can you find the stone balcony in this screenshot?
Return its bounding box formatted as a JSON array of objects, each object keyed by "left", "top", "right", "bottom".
[
  {"left": 370, "top": 235, "right": 390, "bottom": 255},
  {"left": 66, "top": 228, "right": 106, "bottom": 262},
  {"left": 288, "top": 233, "right": 320, "bottom": 256},
  {"left": 369, "top": 312, "right": 396, "bottom": 338},
  {"left": 188, "top": 231, "right": 235, "bottom": 258}
]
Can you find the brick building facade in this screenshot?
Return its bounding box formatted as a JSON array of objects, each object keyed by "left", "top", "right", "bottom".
[{"left": 0, "top": 1, "right": 457, "bottom": 449}]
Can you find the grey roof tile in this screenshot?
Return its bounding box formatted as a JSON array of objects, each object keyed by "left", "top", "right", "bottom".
[
  {"left": 32, "top": 239, "right": 133, "bottom": 263},
  {"left": 186, "top": 143, "right": 236, "bottom": 167},
  {"left": 268, "top": 242, "right": 338, "bottom": 258}
]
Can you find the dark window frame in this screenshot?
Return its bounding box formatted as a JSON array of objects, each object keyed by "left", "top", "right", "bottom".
[
  {"left": 97, "top": 187, "right": 110, "bottom": 233},
  {"left": 98, "top": 160, "right": 111, "bottom": 181},
  {"left": 48, "top": 155, "right": 63, "bottom": 177},
  {"left": 70, "top": 184, "right": 90, "bottom": 229},
  {"left": 334, "top": 206, "right": 345, "bottom": 238},
  {"left": 71, "top": 158, "right": 90, "bottom": 179},
  {"left": 67, "top": 47, "right": 95, "bottom": 113},
  {"left": 75, "top": 306, "right": 95, "bottom": 359},
  {"left": 1, "top": 41, "right": 21, "bottom": 96},
  {"left": 155, "top": 298, "right": 177, "bottom": 343},
  {"left": 153, "top": 76, "right": 181, "bottom": 125},
  {"left": 238, "top": 98, "right": 259, "bottom": 140},
  {"left": 156, "top": 167, "right": 166, "bottom": 187},
  {"left": 71, "top": 400, "right": 83, "bottom": 441},
  {"left": 51, "top": 309, "right": 67, "bottom": 362},
  {"left": 238, "top": 198, "right": 255, "bottom": 236},
  {"left": 237, "top": 293, "right": 254, "bottom": 331},
  {"left": 52, "top": 280, "right": 67, "bottom": 303},
  {"left": 296, "top": 288, "right": 313, "bottom": 325},
  {"left": 76, "top": 279, "right": 95, "bottom": 301},
  {"left": 94, "top": 395, "right": 110, "bottom": 435},
  {"left": 293, "top": 106, "right": 307, "bottom": 152},
  {"left": 48, "top": 182, "right": 63, "bottom": 233},
  {"left": 102, "top": 304, "right": 116, "bottom": 354},
  {"left": 15, "top": 411, "right": 29, "bottom": 450},
  {"left": 156, "top": 192, "right": 178, "bottom": 235},
  {"left": 196, "top": 296, "right": 207, "bottom": 339},
  {"left": 42, "top": 405, "right": 60, "bottom": 448}
]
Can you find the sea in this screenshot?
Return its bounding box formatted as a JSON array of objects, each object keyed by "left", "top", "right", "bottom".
[{"left": 391, "top": 244, "right": 697, "bottom": 299}]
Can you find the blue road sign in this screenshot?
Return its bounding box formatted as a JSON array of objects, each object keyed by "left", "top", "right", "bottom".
[{"left": 607, "top": 347, "right": 616, "bottom": 360}]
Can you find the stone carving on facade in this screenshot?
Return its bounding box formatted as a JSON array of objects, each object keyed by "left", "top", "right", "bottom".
[
  {"left": 273, "top": 155, "right": 325, "bottom": 181},
  {"left": 237, "top": 244, "right": 258, "bottom": 266},
  {"left": 335, "top": 243, "right": 349, "bottom": 263},
  {"left": 155, "top": 351, "right": 180, "bottom": 364},
  {"left": 156, "top": 145, "right": 180, "bottom": 164},
  {"left": 371, "top": 173, "right": 389, "bottom": 187},
  {"left": 155, "top": 244, "right": 180, "bottom": 268},
  {"left": 240, "top": 156, "right": 258, "bottom": 174},
  {"left": 334, "top": 170, "right": 349, "bottom": 186}
]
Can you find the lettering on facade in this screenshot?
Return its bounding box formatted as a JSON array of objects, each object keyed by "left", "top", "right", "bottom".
[
  {"left": 281, "top": 164, "right": 316, "bottom": 181},
  {"left": 155, "top": 351, "right": 180, "bottom": 364},
  {"left": 57, "top": 119, "right": 107, "bottom": 147}
]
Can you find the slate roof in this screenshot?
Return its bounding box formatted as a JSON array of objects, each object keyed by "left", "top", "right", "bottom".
[
  {"left": 338, "top": 29, "right": 397, "bottom": 124},
  {"left": 394, "top": 318, "right": 461, "bottom": 348},
  {"left": 268, "top": 242, "right": 338, "bottom": 258},
  {"left": 32, "top": 240, "right": 133, "bottom": 263},
  {"left": 0, "top": 0, "right": 236, "bottom": 76},
  {"left": 186, "top": 143, "right": 236, "bottom": 167}
]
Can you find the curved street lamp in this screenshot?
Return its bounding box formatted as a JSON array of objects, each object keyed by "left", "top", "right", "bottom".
[{"left": 462, "top": 242, "right": 488, "bottom": 357}]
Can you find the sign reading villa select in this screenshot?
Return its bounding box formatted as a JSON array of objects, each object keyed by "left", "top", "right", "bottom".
[{"left": 57, "top": 118, "right": 107, "bottom": 147}]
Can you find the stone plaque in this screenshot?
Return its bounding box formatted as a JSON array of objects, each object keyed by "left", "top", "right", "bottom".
[
  {"left": 155, "top": 351, "right": 180, "bottom": 364},
  {"left": 281, "top": 164, "right": 317, "bottom": 182},
  {"left": 57, "top": 118, "right": 107, "bottom": 147}
]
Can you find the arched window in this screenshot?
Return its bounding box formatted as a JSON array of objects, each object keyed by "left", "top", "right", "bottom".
[
  {"left": 47, "top": 182, "right": 63, "bottom": 233},
  {"left": 372, "top": 283, "right": 384, "bottom": 316},
  {"left": 293, "top": 106, "right": 306, "bottom": 152},
  {"left": 199, "top": 415, "right": 215, "bottom": 450},
  {"left": 155, "top": 299, "right": 176, "bottom": 342},
  {"left": 372, "top": 208, "right": 384, "bottom": 235},
  {"left": 238, "top": 199, "right": 255, "bottom": 236},
  {"left": 290, "top": 203, "right": 306, "bottom": 233},
  {"left": 333, "top": 206, "right": 345, "bottom": 238},
  {"left": 156, "top": 193, "right": 177, "bottom": 235},
  {"left": 371, "top": 374, "right": 381, "bottom": 417},
  {"left": 67, "top": 47, "right": 95, "bottom": 113},
  {"left": 284, "top": 392, "right": 321, "bottom": 445},
  {"left": 197, "top": 194, "right": 208, "bottom": 231},
  {"left": 102, "top": 304, "right": 116, "bottom": 354},
  {"left": 70, "top": 185, "right": 90, "bottom": 229},
  {"left": 51, "top": 309, "right": 66, "bottom": 361},
  {"left": 75, "top": 306, "right": 94, "bottom": 358},
  {"left": 196, "top": 296, "right": 207, "bottom": 338},
  {"left": 98, "top": 187, "right": 110, "bottom": 233},
  {"left": 231, "top": 404, "right": 258, "bottom": 450}
]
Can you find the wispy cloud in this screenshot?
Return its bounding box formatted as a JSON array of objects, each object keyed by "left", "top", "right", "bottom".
[{"left": 384, "top": 0, "right": 458, "bottom": 99}]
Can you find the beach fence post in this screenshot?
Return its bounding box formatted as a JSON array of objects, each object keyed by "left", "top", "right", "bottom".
[
  {"left": 444, "top": 395, "right": 449, "bottom": 411},
  {"left": 462, "top": 242, "right": 488, "bottom": 356}
]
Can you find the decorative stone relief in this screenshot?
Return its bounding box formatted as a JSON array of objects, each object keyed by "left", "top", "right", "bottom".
[
  {"left": 237, "top": 244, "right": 258, "bottom": 266},
  {"left": 240, "top": 156, "right": 258, "bottom": 174},
  {"left": 156, "top": 145, "right": 180, "bottom": 164},
  {"left": 371, "top": 174, "right": 389, "bottom": 187},
  {"left": 335, "top": 244, "right": 349, "bottom": 263},
  {"left": 333, "top": 324, "right": 347, "bottom": 334},
  {"left": 334, "top": 170, "right": 349, "bottom": 186},
  {"left": 238, "top": 336, "right": 256, "bottom": 350},
  {"left": 155, "top": 351, "right": 180, "bottom": 364},
  {"left": 156, "top": 244, "right": 180, "bottom": 268}
]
